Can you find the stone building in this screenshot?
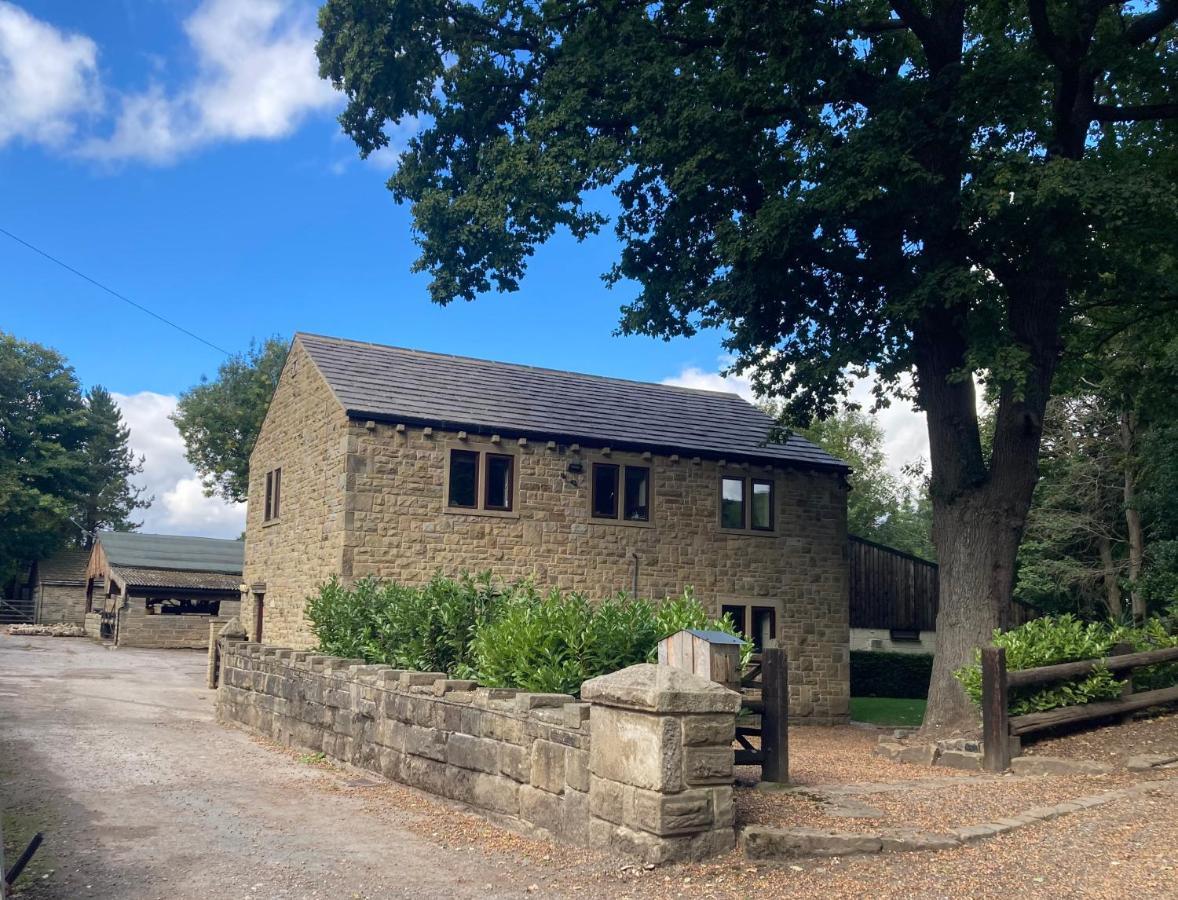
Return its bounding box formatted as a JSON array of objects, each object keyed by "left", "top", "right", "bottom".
[
  {"left": 246, "top": 333, "right": 852, "bottom": 722},
  {"left": 26, "top": 549, "right": 89, "bottom": 624},
  {"left": 85, "top": 531, "right": 243, "bottom": 649}
]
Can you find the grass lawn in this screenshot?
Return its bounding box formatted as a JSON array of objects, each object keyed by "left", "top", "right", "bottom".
[{"left": 850, "top": 696, "right": 927, "bottom": 727}]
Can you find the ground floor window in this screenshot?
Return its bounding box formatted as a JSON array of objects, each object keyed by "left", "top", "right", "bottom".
[
  {"left": 145, "top": 596, "right": 222, "bottom": 615},
  {"left": 722, "top": 602, "right": 779, "bottom": 652}
]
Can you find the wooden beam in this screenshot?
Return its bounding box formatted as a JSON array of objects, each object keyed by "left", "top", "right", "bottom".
[
  {"left": 1006, "top": 646, "right": 1178, "bottom": 688},
  {"left": 761, "top": 647, "right": 789, "bottom": 783},
  {"left": 1010, "top": 684, "right": 1178, "bottom": 736},
  {"left": 981, "top": 646, "right": 1010, "bottom": 772}
]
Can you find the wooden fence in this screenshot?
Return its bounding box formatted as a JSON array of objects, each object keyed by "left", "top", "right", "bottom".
[
  {"left": 850, "top": 536, "right": 1039, "bottom": 633},
  {"left": 980, "top": 643, "right": 1178, "bottom": 771},
  {"left": 734, "top": 647, "right": 789, "bottom": 783}
]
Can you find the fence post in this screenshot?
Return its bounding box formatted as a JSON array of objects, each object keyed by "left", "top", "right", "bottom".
[
  {"left": 1111, "top": 641, "right": 1134, "bottom": 724},
  {"left": 761, "top": 647, "right": 789, "bottom": 784},
  {"left": 981, "top": 646, "right": 1010, "bottom": 772}
]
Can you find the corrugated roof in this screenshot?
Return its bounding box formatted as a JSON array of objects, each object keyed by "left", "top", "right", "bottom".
[
  {"left": 97, "top": 532, "right": 244, "bottom": 575},
  {"left": 110, "top": 566, "right": 241, "bottom": 592},
  {"left": 36, "top": 549, "right": 89, "bottom": 584},
  {"left": 296, "top": 333, "right": 848, "bottom": 470}
]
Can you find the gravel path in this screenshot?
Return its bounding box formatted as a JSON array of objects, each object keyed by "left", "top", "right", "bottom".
[
  {"left": 0, "top": 635, "right": 602, "bottom": 899},
  {"left": 5, "top": 635, "right": 1175, "bottom": 899}
]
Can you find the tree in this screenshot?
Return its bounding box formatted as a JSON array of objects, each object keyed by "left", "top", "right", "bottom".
[
  {"left": 0, "top": 333, "right": 90, "bottom": 584},
  {"left": 172, "top": 337, "right": 288, "bottom": 505},
  {"left": 74, "top": 386, "right": 151, "bottom": 546},
  {"left": 318, "top": 1, "right": 1178, "bottom": 728},
  {"left": 788, "top": 407, "right": 934, "bottom": 558}
]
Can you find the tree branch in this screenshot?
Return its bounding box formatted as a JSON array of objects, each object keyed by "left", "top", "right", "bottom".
[
  {"left": 1027, "top": 0, "right": 1069, "bottom": 67},
  {"left": 886, "top": 0, "right": 938, "bottom": 46},
  {"left": 1124, "top": 0, "right": 1178, "bottom": 45},
  {"left": 1092, "top": 102, "right": 1178, "bottom": 120}
]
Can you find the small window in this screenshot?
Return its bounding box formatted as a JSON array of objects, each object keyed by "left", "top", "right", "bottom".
[
  {"left": 623, "top": 466, "right": 650, "bottom": 521},
  {"left": 484, "top": 454, "right": 514, "bottom": 511},
  {"left": 263, "top": 468, "right": 282, "bottom": 522},
  {"left": 592, "top": 463, "right": 619, "bottom": 518},
  {"left": 751, "top": 606, "right": 777, "bottom": 652},
  {"left": 721, "top": 477, "right": 745, "bottom": 529},
  {"left": 890, "top": 628, "right": 921, "bottom": 643},
  {"left": 751, "top": 478, "right": 773, "bottom": 531},
  {"left": 721, "top": 604, "right": 746, "bottom": 636},
  {"left": 448, "top": 449, "right": 479, "bottom": 508}
]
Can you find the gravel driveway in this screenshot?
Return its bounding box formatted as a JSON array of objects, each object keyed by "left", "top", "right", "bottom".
[{"left": 0, "top": 635, "right": 584, "bottom": 899}]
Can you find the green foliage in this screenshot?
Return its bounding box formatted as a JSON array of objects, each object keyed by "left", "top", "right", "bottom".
[
  {"left": 850, "top": 651, "right": 933, "bottom": 700},
  {"left": 76, "top": 386, "right": 151, "bottom": 542},
  {"left": 172, "top": 337, "right": 287, "bottom": 504},
  {"left": 306, "top": 572, "right": 502, "bottom": 676},
  {"left": 0, "top": 333, "right": 92, "bottom": 583},
  {"left": 787, "top": 407, "right": 933, "bottom": 560},
  {"left": 955, "top": 615, "right": 1178, "bottom": 716},
  {"left": 307, "top": 574, "right": 747, "bottom": 696},
  {"left": 471, "top": 587, "right": 745, "bottom": 695}
]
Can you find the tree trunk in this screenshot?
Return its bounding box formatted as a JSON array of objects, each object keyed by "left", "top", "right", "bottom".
[
  {"left": 1097, "top": 535, "right": 1123, "bottom": 620},
  {"left": 1119, "top": 410, "right": 1146, "bottom": 620}
]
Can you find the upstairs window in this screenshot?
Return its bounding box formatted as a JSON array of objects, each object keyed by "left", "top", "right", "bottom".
[
  {"left": 448, "top": 450, "right": 479, "bottom": 508},
  {"left": 592, "top": 463, "right": 650, "bottom": 522},
  {"left": 448, "top": 448, "right": 514, "bottom": 513},
  {"left": 720, "top": 477, "right": 744, "bottom": 529},
  {"left": 263, "top": 468, "right": 282, "bottom": 521},
  {"left": 720, "top": 475, "right": 774, "bottom": 531}
]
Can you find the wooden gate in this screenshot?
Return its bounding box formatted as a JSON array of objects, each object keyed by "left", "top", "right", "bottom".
[{"left": 735, "top": 647, "right": 789, "bottom": 783}]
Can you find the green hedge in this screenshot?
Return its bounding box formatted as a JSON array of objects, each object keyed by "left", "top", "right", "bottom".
[
  {"left": 850, "top": 650, "right": 933, "bottom": 699},
  {"left": 305, "top": 574, "right": 747, "bottom": 695},
  {"left": 955, "top": 615, "right": 1178, "bottom": 716}
]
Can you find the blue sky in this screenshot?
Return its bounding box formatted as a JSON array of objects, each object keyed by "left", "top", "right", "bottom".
[{"left": 0, "top": 1, "right": 927, "bottom": 536}]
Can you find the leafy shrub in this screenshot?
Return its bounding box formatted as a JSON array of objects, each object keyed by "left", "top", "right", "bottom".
[
  {"left": 306, "top": 575, "right": 746, "bottom": 695},
  {"left": 306, "top": 572, "right": 502, "bottom": 675},
  {"left": 955, "top": 614, "right": 1178, "bottom": 716},
  {"left": 470, "top": 587, "right": 744, "bottom": 695},
  {"left": 850, "top": 651, "right": 933, "bottom": 699}
]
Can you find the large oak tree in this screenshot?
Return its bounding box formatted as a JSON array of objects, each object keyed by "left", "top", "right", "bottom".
[{"left": 317, "top": 1, "right": 1178, "bottom": 727}]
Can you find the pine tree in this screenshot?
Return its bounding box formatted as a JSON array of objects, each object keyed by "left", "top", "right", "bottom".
[{"left": 75, "top": 386, "right": 151, "bottom": 546}]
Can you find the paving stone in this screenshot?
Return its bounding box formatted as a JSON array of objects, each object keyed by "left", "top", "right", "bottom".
[
  {"left": 1010, "top": 756, "right": 1113, "bottom": 776},
  {"left": 879, "top": 830, "right": 961, "bottom": 853},
  {"left": 741, "top": 826, "right": 883, "bottom": 859},
  {"left": 936, "top": 749, "right": 983, "bottom": 771}
]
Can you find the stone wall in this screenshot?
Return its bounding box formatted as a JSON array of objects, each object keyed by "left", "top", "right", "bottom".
[
  {"left": 243, "top": 340, "right": 351, "bottom": 645},
  {"left": 84, "top": 612, "right": 104, "bottom": 640},
  {"left": 115, "top": 599, "right": 235, "bottom": 649},
  {"left": 217, "top": 643, "right": 741, "bottom": 863},
  {"left": 33, "top": 583, "right": 86, "bottom": 624}
]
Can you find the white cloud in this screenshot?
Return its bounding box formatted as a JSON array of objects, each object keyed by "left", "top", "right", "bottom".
[
  {"left": 83, "top": 0, "right": 338, "bottom": 163},
  {"left": 113, "top": 391, "right": 246, "bottom": 538},
  {"left": 0, "top": 1, "right": 101, "bottom": 148},
  {"left": 662, "top": 361, "right": 928, "bottom": 477}
]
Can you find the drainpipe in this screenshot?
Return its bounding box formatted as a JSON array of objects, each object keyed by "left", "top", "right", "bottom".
[{"left": 630, "top": 552, "right": 640, "bottom": 598}]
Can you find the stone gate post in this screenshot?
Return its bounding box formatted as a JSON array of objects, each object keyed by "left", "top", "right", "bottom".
[{"left": 581, "top": 663, "right": 741, "bottom": 863}]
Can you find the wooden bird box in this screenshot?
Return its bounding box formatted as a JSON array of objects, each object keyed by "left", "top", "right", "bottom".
[{"left": 657, "top": 628, "right": 743, "bottom": 692}]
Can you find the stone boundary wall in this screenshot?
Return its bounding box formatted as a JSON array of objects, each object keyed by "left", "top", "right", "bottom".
[
  {"left": 84, "top": 612, "right": 103, "bottom": 640},
  {"left": 216, "top": 642, "right": 741, "bottom": 863}
]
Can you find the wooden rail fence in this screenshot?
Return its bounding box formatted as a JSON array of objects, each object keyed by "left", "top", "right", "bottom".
[{"left": 980, "top": 643, "right": 1178, "bottom": 772}]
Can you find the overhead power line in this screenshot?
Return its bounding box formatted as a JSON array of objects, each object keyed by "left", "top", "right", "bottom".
[{"left": 0, "top": 225, "right": 231, "bottom": 357}]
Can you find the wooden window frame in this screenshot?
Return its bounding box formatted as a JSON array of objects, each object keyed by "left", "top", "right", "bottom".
[
  {"left": 263, "top": 470, "right": 273, "bottom": 521},
  {"left": 443, "top": 440, "right": 521, "bottom": 519},
  {"left": 589, "top": 457, "right": 654, "bottom": 527},
  {"left": 447, "top": 448, "right": 481, "bottom": 510},
  {"left": 272, "top": 467, "right": 282, "bottom": 520},
  {"left": 484, "top": 453, "right": 515, "bottom": 512},
  {"left": 721, "top": 599, "right": 783, "bottom": 653},
  {"left": 719, "top": 473, "right": 778, "bottom": 535}
]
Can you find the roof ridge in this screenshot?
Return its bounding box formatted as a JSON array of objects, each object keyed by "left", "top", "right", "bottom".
[
  {"left": 293, "top": 331, "right": 754, "bottom": 403},
  {"left": 98, "top": 531, "right": 243, "bottom": 543}
]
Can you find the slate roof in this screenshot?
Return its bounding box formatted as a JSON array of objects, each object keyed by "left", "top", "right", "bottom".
[
  {"left": 109, "top": 566, "right": 241, "bottom": 592},
  {"left": 97, "top": 532, "right": 244, "bottom": 576},
  {"left": 35, "top": 549, "right": 89, "bottom": 585},
  {"left": 296, "top": 333, "right": 848, "bottom": 470}
]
